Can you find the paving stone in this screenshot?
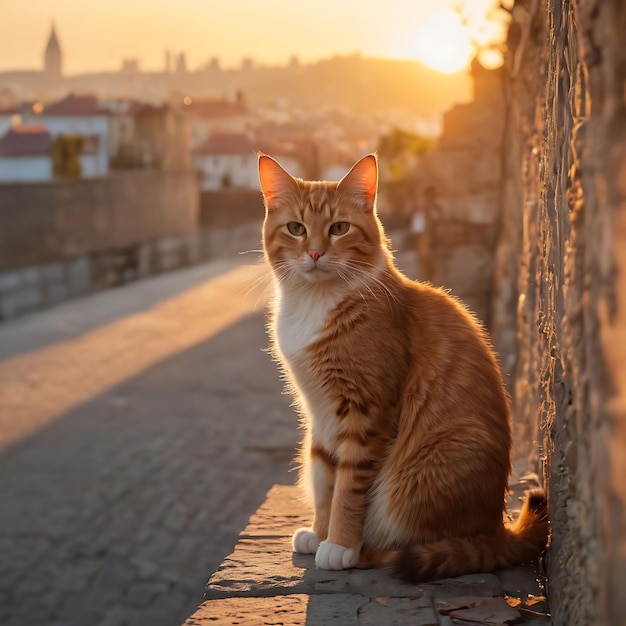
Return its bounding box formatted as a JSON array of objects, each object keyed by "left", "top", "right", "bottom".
[
  {"left": 357, "top": 597, "right": 439, "bottom": 625},
  {"left": 124, "top": 581, "right": 170, "bottom": 607},
  {"left": 183, "top": 595, "right": 310, "bottom": 626}
]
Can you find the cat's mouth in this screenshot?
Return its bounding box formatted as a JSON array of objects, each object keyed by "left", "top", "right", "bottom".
[{"left": 301, "top": 263, "right": 335, "bottom": 282}]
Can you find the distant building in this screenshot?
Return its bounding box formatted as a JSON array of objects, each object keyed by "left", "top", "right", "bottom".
[
  {"left": 0, "top": 125, "right": 53, "bottom": 182},
  {"left": 176, "top": 53, "right": 187, "bottom": 74},
  {"left": 254, "top": 138, "right": 303, "bottom": 180},
  {"left": 44, "top": 23, "right": 62, "bottom": 78},
  {"left": 121, "top": 59, "right": 140, "bottom": 75},
  {"left": 0, "top": 108, "right": 20, "bottom": 137},
  {"left": 192, "top": 132, "right": 258, "bottom": 191},
  {"left": 107, "top": 100, "right": 190, "bottom": 171},
  {"left": 185, "top": 96, "right": 249, "bottom": 149},
  {"left": 192, "top": 132, "right": 304, "bottom": 191},
  {"left": 25, "top": 94, "right": 109, "bottom": 177}
]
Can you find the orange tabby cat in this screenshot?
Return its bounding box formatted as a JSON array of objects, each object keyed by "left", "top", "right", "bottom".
[{"left": 258, "top": 153, "right": 549, "bottom": 580}]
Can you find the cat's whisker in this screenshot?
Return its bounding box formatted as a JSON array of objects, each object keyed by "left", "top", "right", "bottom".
[
  {"left": 334, "top": 267, "right": 368, "bottom": 304},
  {"left": 237, "top": 267, "right": 276, "bottom": 308},
  {"left": 339, "top": 261, "right": 400, "bottom": 308}
]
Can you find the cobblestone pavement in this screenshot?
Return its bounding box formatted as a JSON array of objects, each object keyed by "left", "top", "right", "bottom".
[{"left": 0, "top": 258, "right": 299, "bottom": 626}]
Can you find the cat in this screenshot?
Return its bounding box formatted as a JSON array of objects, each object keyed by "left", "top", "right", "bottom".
[{"left": 258, "top": 152, "right": 549, "bottom": 580}]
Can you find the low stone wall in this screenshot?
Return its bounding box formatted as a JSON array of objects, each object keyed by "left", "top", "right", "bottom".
[
  {"left": 0, "top": 170, "right": 199, "bottom": 321},
  {"left": 0, "top": 234, "right": 199, "bottom": 321},
  {"left": 0, "top": 170, "right": 198, "bottom": 272}
]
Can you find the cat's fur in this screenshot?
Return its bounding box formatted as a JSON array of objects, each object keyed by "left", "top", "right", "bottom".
[{"left": 258, "top": 153, "right": 549, "bottom": 580}]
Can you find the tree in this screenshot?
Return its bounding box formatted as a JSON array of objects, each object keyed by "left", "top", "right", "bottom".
[{"left": 52, "top": 135, "right": 83, "bottom": 179}]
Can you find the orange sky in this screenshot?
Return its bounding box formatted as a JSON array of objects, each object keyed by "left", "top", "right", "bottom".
[{"left": 0, "top": 0, "right": 508, "bottom": 74}]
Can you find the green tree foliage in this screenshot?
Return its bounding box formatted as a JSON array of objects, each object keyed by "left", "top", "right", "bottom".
[
  {"left": 52, "top": 135, "right": 83, "bottom": 179},
  {"left": 378, "top": 129, "right": 433, "bottom": 161},
  {"left": 377, "top": 129, "right": 434, "bottom": 215}
]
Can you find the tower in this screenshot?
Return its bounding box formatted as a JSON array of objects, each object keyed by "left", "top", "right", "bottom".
[{"left": 44, "top": 22, "right": 62, "bottom": 78}]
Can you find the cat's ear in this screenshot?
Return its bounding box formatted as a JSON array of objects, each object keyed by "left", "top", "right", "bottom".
[
  {"left": 337, "top": 154, "right": 378, "bottom": 212},
  {"left": 258, "top": 154, "right": 298, "bottom": 207}
]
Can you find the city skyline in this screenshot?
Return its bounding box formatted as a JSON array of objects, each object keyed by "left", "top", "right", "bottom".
[{"left": 0, "top": 0, "right": 508, "bottom": 75}]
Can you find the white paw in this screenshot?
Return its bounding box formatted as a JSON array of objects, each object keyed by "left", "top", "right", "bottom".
[
  {"left": 292, "top": 527, "right": 320, "bottom": 554},
  {"left": 315, "top": 541, "right": 358, "bottom": 570}
]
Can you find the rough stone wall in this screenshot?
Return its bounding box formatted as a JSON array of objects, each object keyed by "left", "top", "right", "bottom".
[{"left": 492, "top": 1, "right": 626, "bottom": 623}]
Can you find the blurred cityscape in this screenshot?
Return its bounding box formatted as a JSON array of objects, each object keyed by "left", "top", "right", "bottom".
[
  {"left": 0, "top": 21, "right": 492, "bottom": 322},
  {"left": 0, "top": 22, "right": 471, "bottom": 187}
]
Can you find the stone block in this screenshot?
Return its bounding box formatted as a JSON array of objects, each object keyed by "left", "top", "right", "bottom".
[
  {"left": 138, "top": 243, "right": 153, "bottom": 278},
  {"left": 0, "top": 271, "right": 21, "bottom": 294},
  {"left": 45, "top": 281, "right": 69, "bottom": 305},
  {"left": 184, "top": 232, "right": 201, "bottom": 266},
  {"left": 19, "top": 266, "right": 42, "bottom": 286},
  {"left": 187, "top": 594, "right": 443, "bottom": 626},
  {"left": 15, "top": 285, "right": 43, "bottom": 313},
  {"left": 41, "top": 262, "right": 65, "bottom": 283},
  {"left": 67, "top": 257, "right": 92, "bottom": 296},
  {"left": 185, "top": 595, "right": 309, "bottom": 626}
]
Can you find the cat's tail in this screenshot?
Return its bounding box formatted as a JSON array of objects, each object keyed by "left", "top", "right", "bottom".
[{"left": 380, "top": 488, "right": 549, "bottom": 583}]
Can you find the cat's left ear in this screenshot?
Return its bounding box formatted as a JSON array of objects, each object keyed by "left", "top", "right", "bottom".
[
  {"left": 337, "top": 154, "right": 378, "bottom": 212},
  {"left": 258, "top": 154, "right": 299, "bottom": 207}
]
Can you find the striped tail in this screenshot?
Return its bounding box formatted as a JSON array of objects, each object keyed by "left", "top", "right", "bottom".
[{"left": 388, "top": 488, "right": 549, "bottom": 583}]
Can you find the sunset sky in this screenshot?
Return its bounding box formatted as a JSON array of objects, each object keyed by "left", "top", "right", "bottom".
[{"left": 0, "top": 0, "right": 509, "bottom": 74}]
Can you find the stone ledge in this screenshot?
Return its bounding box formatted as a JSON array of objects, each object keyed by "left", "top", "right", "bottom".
[{"left": 184, "top": 481, "right": 551, "bottom": 625}]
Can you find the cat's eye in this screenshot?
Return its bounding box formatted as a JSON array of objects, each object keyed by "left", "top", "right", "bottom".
[
  {"left": 329, "top": 222, "right": 350, "bottom": 236},
  {"left": 287, "top": 222, "right": 306, "bottom": 236}
]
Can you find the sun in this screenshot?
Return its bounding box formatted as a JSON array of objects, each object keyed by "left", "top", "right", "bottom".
[{"left": 413, "top": 11, "right": 473, "bottom": 74}]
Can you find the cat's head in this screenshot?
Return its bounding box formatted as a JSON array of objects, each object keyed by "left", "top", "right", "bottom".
[{"left": 259, "top": 154, "right": 390, "bottom": 286}]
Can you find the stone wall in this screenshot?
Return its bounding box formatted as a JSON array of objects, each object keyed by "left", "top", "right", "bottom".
[
  {"left": 0, "top": 170, "right": 198, "bottom": 272},
  {"left": 422, "top": 61, "right": 505, "bottom": 326},
  {"left": 0, "top": 171, "right": 199, "bottom": 320},
  {"left": 197, "top": 189, "right": 264, "bottom": 260},
  {"left": 491, "top": 1, "right": 626, "bottom": 623}
]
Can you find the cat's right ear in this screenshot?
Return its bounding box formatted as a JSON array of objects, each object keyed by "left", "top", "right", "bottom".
[{"left": 258, "top": 154, "right": 298, "bottom": 208}]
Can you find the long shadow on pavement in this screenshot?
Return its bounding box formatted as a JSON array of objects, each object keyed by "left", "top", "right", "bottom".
[{"left": 0, "top": 311, "right": 298, "bottom": 626}]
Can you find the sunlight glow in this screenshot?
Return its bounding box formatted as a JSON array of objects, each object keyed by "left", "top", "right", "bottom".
[{"left": 413, "top": 11, "right": 473, "bottom": 74}]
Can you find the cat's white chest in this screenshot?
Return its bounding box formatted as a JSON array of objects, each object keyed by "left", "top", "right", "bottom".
[{"left": 274, "top": 286, "right": 341, "bottom": 359}]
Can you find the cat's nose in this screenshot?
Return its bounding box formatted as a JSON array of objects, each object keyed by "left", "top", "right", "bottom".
[{"left": 308, "top": 250, "right": 324, "bottom": 262}]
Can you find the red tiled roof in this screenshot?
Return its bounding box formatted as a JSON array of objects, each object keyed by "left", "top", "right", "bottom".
[
  {"left": 185, "top": 99, "right": 247, "bottom": 118},
  {"left": 254, "top": 139, "right": 300, "bottom": 159},
  {"left": 194, "top": 133, "right": 255, "bottom": 155},
  {"left": 44, "top": 94, "right": 104, "bottom": 117},
  {"left": 0, "top": 125, "right": 51, "bottom": 156}
]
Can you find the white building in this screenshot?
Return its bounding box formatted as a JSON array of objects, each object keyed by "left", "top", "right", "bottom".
[
  {"left": 0, "top": 125, "right": 53, "bottom": 183},
  {"left": 0, "top": 108, "right": 19, "bottom": 138},
  {"left": 25, "top": 94, "right": 109, "bottom": 177},
  {"left": 185, "top": 96, "right": 249, "bottom": 150},
  {"left": 192, "top": 133, "right": 258, "bottom": 191},
  {"left": 192, "top": 132, "right": 305, "bottom": 192}
]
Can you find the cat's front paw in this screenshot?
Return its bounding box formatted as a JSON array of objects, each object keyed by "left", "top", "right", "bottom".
[
  {"left": 315, "top": 541, "right": 359, "bottom": 570},
  {"left": 292, "top": 527, "right": 320, "bottom": 554}
]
